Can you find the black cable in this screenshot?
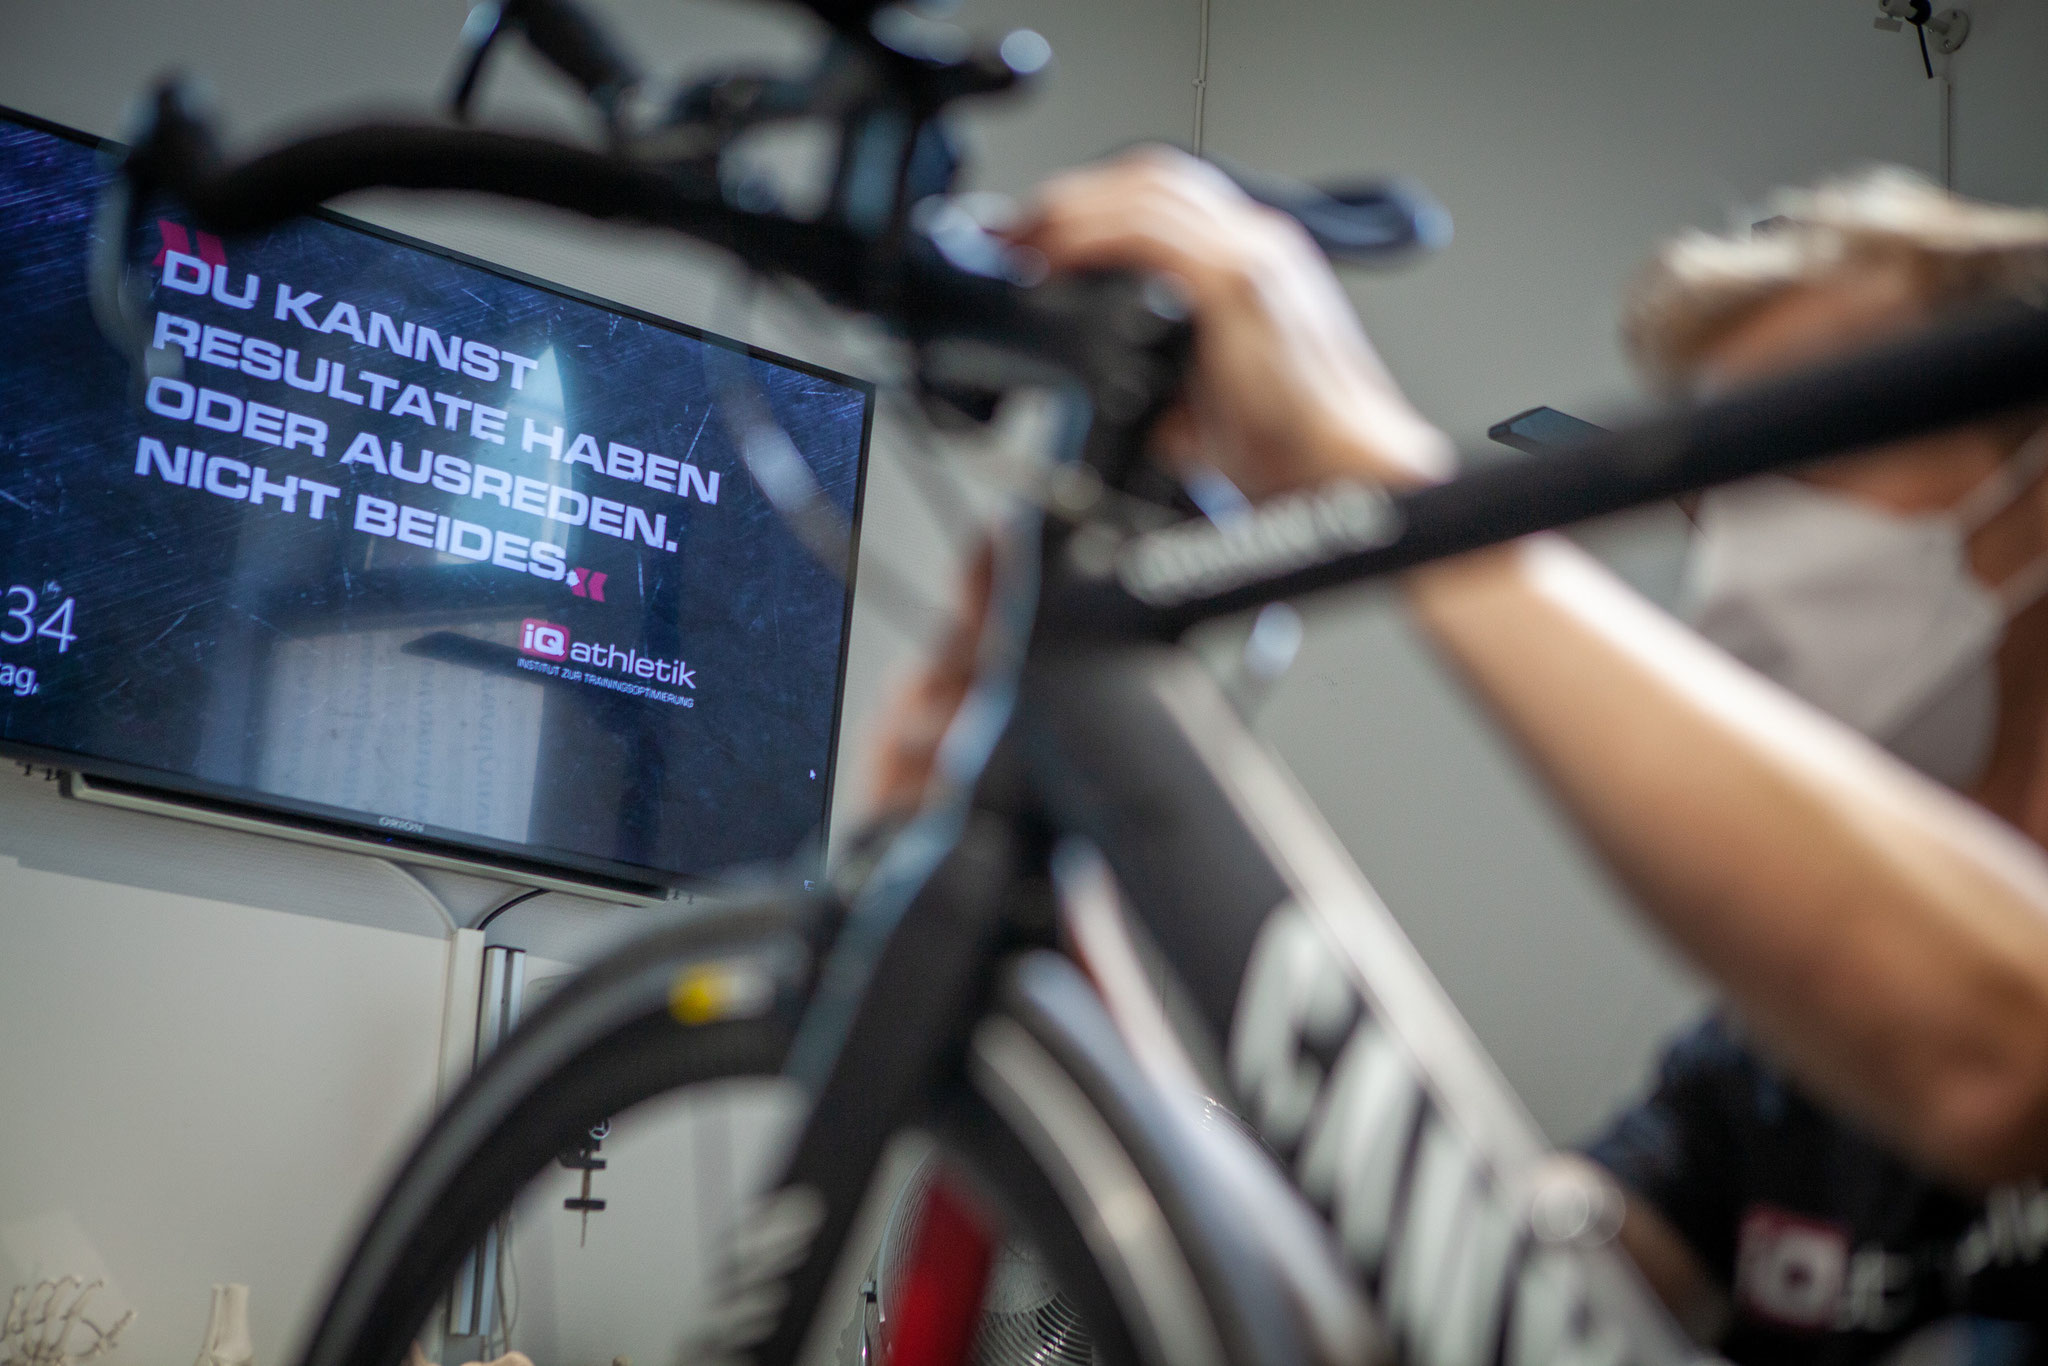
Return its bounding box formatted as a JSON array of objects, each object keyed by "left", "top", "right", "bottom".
[
  {"left": 1917, "top": 21, "right": 1934, "bottom": 79},
  {"left": 476, "top": 887, "right": 548, "bottom": 933}
]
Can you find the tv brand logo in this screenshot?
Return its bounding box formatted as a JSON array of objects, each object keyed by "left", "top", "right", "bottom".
[{"left": 521, "top": 618, "right": 570, "bottom": 662}]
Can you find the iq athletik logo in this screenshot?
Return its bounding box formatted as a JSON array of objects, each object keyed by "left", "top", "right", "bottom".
[
  {"left": 520, "top": 618, "right": 570, "bottom": 662},
  {"left": 517, "top": 617, "right": 697, "bottom": 690}
]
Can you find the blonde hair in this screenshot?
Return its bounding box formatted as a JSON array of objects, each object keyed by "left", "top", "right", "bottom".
[{"left": 1624, "top": 168, "right": 2048, "bottom": 394}]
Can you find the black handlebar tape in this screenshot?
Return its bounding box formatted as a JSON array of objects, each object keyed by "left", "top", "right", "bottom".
[
  {"left": 511, "top": 0, "right": 639, "bottom": 98},
  {"left": 780, "top": 0, "right": 895, "bottom": 39},
  {"left": 118, "top": 120, "right": 1188, "bottom": 407},
  {"left": 136, "top": 123, "right": 866, "bottom": 288}
]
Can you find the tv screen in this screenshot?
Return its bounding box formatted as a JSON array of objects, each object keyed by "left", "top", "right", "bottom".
[{"left": 0, "top": 107, "right": 871, "bottom": 892}]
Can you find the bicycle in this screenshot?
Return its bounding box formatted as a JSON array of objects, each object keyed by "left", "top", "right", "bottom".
[{"left": 86, "top": 4, "right": 2048, "bottom": 1366}]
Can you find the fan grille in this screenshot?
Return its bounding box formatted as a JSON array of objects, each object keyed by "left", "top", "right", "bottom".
[
  {"left": 872, "top": 1159, "right": 1097, "bottom": 1366},
  {"left": 970, "top": 1294, "right": 1094, "bottom": 1366}
]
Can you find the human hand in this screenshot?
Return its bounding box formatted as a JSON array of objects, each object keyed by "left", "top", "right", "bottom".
[
  {"left": 869, "top": 152, "right": 1455, "bottom": 811},
  {"left": 867, "top": 543, "right": 995, "bottom": 816},
  {"left": 1011, "top": 147, "right": 1454, "bottom": 499}
]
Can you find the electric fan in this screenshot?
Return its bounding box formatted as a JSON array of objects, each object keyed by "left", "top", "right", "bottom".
[{"left": 843, "top": 1155, "right": 1096, "bottom": 1366}]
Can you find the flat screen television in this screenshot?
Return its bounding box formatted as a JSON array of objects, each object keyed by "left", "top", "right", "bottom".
[{"left": 0, "top": 106, "right": 872, "bottom": 896}]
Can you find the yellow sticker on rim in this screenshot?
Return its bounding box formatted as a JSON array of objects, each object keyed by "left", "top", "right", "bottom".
[
  {"left": 670, "top": 966, "right": 732, "bottom": 1025},
  {"left": 668, "top": 958, "right": 776, "bottom": 1025}
]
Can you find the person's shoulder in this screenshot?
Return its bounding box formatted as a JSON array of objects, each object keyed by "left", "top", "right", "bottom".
[
  {"left": 1658, "top": 1012, "right": 1757, "bottom": 1078},
  {"left": 1656, "top": 1013, "right": 1806, "bottom": 1129}
]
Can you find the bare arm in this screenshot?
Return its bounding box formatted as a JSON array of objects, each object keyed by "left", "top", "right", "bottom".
[
  {"left": 1405, "top": 534, "right": 2048, "bottom": 1186},
  {"left": 1012, "top": 149, "right": 2048, "bottom": 1187}
]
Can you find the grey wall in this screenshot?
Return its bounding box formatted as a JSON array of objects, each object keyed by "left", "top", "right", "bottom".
[
  {"left": 1202, "top": 0, "right": 2048, "bottom": 444},
  {"left": 3, "top": 2, "right": 2047, "bottom": 1363},
  {"left": 0, "top": 770, "right": 455, "bottom": 1365}
]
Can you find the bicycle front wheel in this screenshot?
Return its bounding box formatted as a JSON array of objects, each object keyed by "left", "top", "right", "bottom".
[
  {"left": 296, "top": 902, "right": 1337, "bottom": 1366},
  {"left": 297, "top": 898, "right": 828, "bottom": 1366}
]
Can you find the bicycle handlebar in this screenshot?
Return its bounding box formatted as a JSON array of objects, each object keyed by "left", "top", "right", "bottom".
[
  {"left": 1052, "top": 296, "right": 2048, "bottom": 635},
  {"left": 111, "top": 102, "right": 865, "bottom": 284},
  {"left": 499, "top": 0, "right": 642, "bottom": 104},
  {"left": 94, "top": 87, "right": 1208, "bottom": 425},
  {"left": 93, "top": 67, "right": 1445, "bottom": 433},
  {"left": 93, "top": 19, "right": 2048, "bottom": 644}
]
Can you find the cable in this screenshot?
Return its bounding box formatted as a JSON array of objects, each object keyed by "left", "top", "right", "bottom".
[
  {"left": 1941, "top": 66, "right": 1956, "bottom": 190},
  {"left": 1191, "top": 0, "right": 1213, "bottom": 155},
  {"left": 475, "top": 887, "right": 547, "bottom": 934}
]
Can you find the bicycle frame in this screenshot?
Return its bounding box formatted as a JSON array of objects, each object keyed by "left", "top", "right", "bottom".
[
  {"left": 709, "top": 371, "right": 1717, "bottom": 1366},
  {"left": 1052, "top": 298, "right": 2048, "bottom": 638},
  {"left": 715, "top": 296, "right": 2048, "bottom": 1366}
]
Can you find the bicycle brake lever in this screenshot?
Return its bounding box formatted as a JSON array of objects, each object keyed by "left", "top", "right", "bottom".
[
  {"left": 516, "top": 0, "right": 641, "bottom": 106},
  {"left": 448, "top": 2, "right": 510, "bottom": 120},
  {"left": 450, "top": 0, "right": 641, "bottom": 124}
]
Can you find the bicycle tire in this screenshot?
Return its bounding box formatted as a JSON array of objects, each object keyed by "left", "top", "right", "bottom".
[
  {"left": 956, "top": 951, "right": 1375, "bottom": 1366},
  {"left": 296, "top": 906, "right": 1337, "bottom": 1366},
  {"left": 295, "top": 899, "right": 829, "bottom": 1366}
]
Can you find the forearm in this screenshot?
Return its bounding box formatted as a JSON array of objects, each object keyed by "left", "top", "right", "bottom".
[
  {"left": 1615, "top": 1200, "right": 1729, "bottom": 1345},
  {"left": 1405, "top": 533, "right": 2048, "bottom": 1185},
  {"left": 996, "top": 144, "right": 2048, "bottom": 1181}
]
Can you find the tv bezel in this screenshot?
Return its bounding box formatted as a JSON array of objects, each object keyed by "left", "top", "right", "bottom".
[{"left": 0, "top": 102, "right": 875, "bottom": 898}]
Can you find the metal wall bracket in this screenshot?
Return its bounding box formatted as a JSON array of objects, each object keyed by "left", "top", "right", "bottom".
[
  {"left": 1874, "top": 2, "right": 1969, "bottom": 55},
  {"left": 447, "top": 945, "right": 527, "bottom": 1339},
  {"left": 1929, "top": 8, "right": 1970, "bottom": 55}
]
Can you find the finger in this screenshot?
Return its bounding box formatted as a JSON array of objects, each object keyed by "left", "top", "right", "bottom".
[
  {"left": 867, "top": 540, "right": 1002, "bottom": 814},
  {"left": 1013, "top": 146, "right": 1243, "bottom": 239},
  {"left": 1148, "top": 402, "right": 1204, "bottom": 472},
  {"left": 1012, "top": 159, "right": 1266, "bottom": 285},
  {"left": 1008, "top": 147, "right": 1205, "bottom": 237},
  {"left": 933, "top": 539, "right": 996, "bottom": 676},
  {"left": 1021, "top": 197, "right": 1307, "bottom": 313},
  {"left": 868, "top": 677, "right": 952, "bottom": 813},
  {"left": 1018, "top": 177, "right": 1231, "bottom": 259},
  {"left": 1021, "top": 217, "right": 1230, "bottom": 317}
]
